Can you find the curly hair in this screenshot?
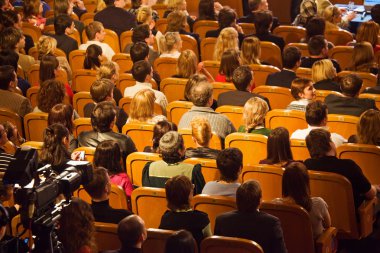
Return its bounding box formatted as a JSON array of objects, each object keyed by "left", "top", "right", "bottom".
[
  {"left": 37, "top": 36, "right": 57, "bottom": 60},
  {"left": 37, "top": 79, "right": 66, "bottom": 113},
  {"left": 242, "top": 97, "right": 269, "bottom": 132},
  {"left": 213, "top": 27, "right": 239, "bottom": 61},
  {"left": 176, "top": 50, "right": 197, "bottom": 78},
  {"left": 166, "top": 10, "right": 186, "bottom": 33}
]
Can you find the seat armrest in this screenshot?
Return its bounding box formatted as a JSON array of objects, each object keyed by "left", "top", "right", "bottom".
[
  {"left": 316, "top": 227, "right": 338, "bottom": 253},
  {"left": 358, "top": 197, "right": 377, "bottom": 238}
]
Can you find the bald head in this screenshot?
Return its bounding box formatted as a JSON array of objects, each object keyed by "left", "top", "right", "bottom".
[
  {"left": 118, "top": 215, "right": 147, "bottom": 248},
  {"left": 189, "top": 81, "right": 213, "bottom": 107}
]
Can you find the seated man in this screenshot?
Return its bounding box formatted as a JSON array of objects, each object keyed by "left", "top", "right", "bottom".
[
  {"left": 239, "top": 0, "right": 280, "bottom": 32},
  {"left": 217, "top": 66, "right": 270, "bottom": 108},
  {"left": 300, "top": 35, "right": 341, "bottom": 72},
  {"left": 84, "top": 167, "right": 132, "bottom": 224},
  {"left": 325, "top": 74, "right": 378, "bottom": 117},
  {"left": 142, "top": 131, "right": 205, "bottom": 194},
  {"left": 179, "top": 79, "right": 236, "bottom": 141},
  {"left": 304, "top": 128, "right": 377, "bottom": 210},
  {"left": 51, "top": 14, "right": 78, "bottom": 57},
  {"left": 291, "top": 100, "right": 346, "bottom": 147},
  {"left": 79, "top": 21, "right": 115, "bottom": 60},
  {"left": 266, "top": 46, "right": 300, "bottom": 88},
  {"left": 78, "top": 101, "right": 136, "bottom": 164},
  {"left": 84, "top": 78, "right": 127, "bottom": 132},
  {"left": 215, "top": 180, "right": 287, "bottom": 253}
]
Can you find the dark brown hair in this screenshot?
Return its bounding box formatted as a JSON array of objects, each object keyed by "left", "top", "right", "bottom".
[
  {"left": 264, "top": 127, "right": 293, "bottom": 165},
  {"left": 94, "top": 140, "right": 123, "bottom": 175},
  {"left": 219, "top": 49, "right": 240, "bottom": 82},
  {"left": 84, "top": 167, "right": 109, "bottom": 199},
  {"left": 37, "top": 79, "right": 66, "bottom": 113},
  {"left": 48, "top": 103, "right": 74, "bottom": 133},
  {"left": 305, "top": 128, "right": 332, "bottom": 159},
  {"left": 165, "top": 175, "right": 193, "bottom": 210},
  {"left": 236, "top": 180, "right": 262, "bottom": 212}
]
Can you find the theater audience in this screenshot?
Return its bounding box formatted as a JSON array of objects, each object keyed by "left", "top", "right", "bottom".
[
  {"left": 260, "top": 127, "right": 294, "bottom": 166},
  {"left": 214, "top": 180, "right": 287, "bottom": 253},
  {"left": 287, "top": 78, "right": 316, "bottom": 111},
  {"left": 143, "top": 120, "right": 178, "bottom": 153},
  {"left": 165, "top": 230, "right": 197, "bottom": 253},
  {"left": 216, "top": 49, "right": 240, "bottom": 82},
  {"left": 202, "top": 148, "right": 242, "bottom": 197},
  {"left": 3, "top": 121, "right": 25, "bottom": 147},
  {"left": 239, "top": 97, "right": 271, "bottom": 136},
  {"left": 213, "top": 27, "right": 239, "bottom": 61},
  {"left": 23, "top": 0, "right": 46, "bottom": 30},
  {"left": 349, "top": 109, "right": 380, "bottom": 145},
  {"left": 311, "top": 59, "right": 340, "bottom": 92},
  {"left": 159, "top": 175, "right": 211, "bottom": 245}
]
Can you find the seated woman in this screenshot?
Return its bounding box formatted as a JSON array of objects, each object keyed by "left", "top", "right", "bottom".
[
  {"left": 23, "top": 0, "right": 46, "bottom": 30},
  {"left": 94, "top": 140, "right": 133, "bottom": 197},
  {"left": 274, "top": 162, "right": 331, "bottom": 240},
  {"left": 349, "top": 42, "right": 379, "bottom": 76},
  {"left": 260, "top": 127, "right": 294, "bottom": 166},
  {"left": 83, "top": 44, "right": 103, "bottom": 70},
  {"left": 48, "top": 103, "right": 78, "bottom": 152},
  {"left": 166, "top": 11, "right": 200, "bottom": 43},
  {"left": 322, "top": 5, "right": 343, "bottom": 32},
  {"left": 164, "top": 0, "right": 195, "bottom": 30},
  {"left": 196, "top": 0, "right": 222, "bottom": 21},
  {"left": 144, "top": 120, "right": 178, "bottom": 153},
  {"left": 127, "top": 89, "right": 167, "bottom": 124},
  {"left": 349, "top": 109, "right": 380, "bottom": 145},
  {"left": 159, "top": 175, "right": 211, "bottom": 246},
  {"left": 96, "top": 61, "right": 123, "bottom": 104},
  {"left": 240, "top": 36, "right": 261, "bottom": 65},
  {"left": 142, "top": 131, "right": 205, "bottom": 194},
  {"left": 3, "top": 121, "right": 25, "bottom": 147},
  {"left": 213, "top": 27, "right": 239, "bottom": 61},
  {"left": 238, "top": 97, "right": 271, "bottom": 136},
  {"left": 159, "top": 32, "right": 182, "bottom": 59},
  {"left": 287, "top": 78, "right": 316, "bottom": 111},
  {"left": 201, "top": 148, "right": 241, "bottom": 197},
  {"left": 311, "top": 59, "right": 340, "bottom": 92},
  {"left": 185, "top": 117, "right": 220, "bottom": 159},
  {"left": 34, "top": 79, "right": 66, "bottom": 113},
  {"left": 173, "top": 50, "right": 214, "bottom": 82},
  {"left": 355, "top": 21, "right": 380, "bottom": 53},
  {"left": 215, "top": 49, "right": 240, "bottom": 82}
]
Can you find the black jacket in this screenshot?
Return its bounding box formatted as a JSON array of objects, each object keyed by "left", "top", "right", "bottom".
[
  {"left": 185, "top": 147, "right": 220, "bottom": 159},
  {"left": 94, "top": 6, "right": 137, "bottom": 36},
  {"left": 324, "top": 94, "right": 378, "bottom": 117},
  {"left": 266, "top": 69, "right": 297, "bottom": 88},
  {"left": 91, "top": 199, "right": 132, "bottom": 224}
]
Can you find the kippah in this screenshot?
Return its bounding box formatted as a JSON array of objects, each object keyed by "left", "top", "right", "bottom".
[{"left": 159, "top": 131, "right": 181, "bottom": 153}]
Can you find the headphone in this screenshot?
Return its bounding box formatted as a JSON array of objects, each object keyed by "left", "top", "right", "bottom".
[{"left": 0, "top": 204, "right": 9, "bottom": 227}]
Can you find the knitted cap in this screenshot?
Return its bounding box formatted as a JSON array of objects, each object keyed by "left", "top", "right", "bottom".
[{"left": 159, "top": 131, "right": 182, "bottom": 153}]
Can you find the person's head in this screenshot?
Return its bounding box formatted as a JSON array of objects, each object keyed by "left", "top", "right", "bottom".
[
  {"left": 236, "top": 180, "right": 262, "bottom": 212},
  {"left": 118, "top": 215, "right": 147, "bottom": 249},
  {"left": 214, "top": 27, "right": 239, "bottom": 61},
  {"left": 152, "top": 121, "right": 178, "bottom": 152},
  {"left": 351, "top": 41, "right": 375, "bottom": 69},
  {"left": 0, "top": 27, "right": 22, "bottom": 51},
  {"left": 54, "top": 0, "right": 73, "bottom": 16},
  {"left": 103, "top": 0, "right": 115, "bottom": 7},
  {"left": 159, "top": 32, "right": 182, "bottom": 54},
  {"left": 311, "top": 59, "right": 336, "bottom": 83},
  {"left": 91, "top": 101, "right": 117, "bottom": 132},
  {"left": 190, "top": 117, "right": 212, "bottom": 147},
  {"left": 84, "top": 167, "right": 111, "bottom": 200},
  {"left": 159, "top": 131, "right": 185, "bottom": 163},
  {"left": 188, "top": 80, "right": 213, "bottom": 107},
  {"left": 265, "top": 127, "right": 293, "bottom": 165},
  {"left": 37, "top": 79, "right": 66, "bottom": 113},
  {"left": 94, "top": 140, "right": 123, "bottom": 174},
  {"left": 48, "top": 103, "right": 74, "bottom": 133},
  {"left": 242, "top": 97, "right": 269, "bottom": 131},
  {"left": 217, "top": 6, "right": 237, "bottom": 29},
  {"left": 232, "top": 65, "right": 253, "bottom": 91},
  {"left": 305, "top": 17, "right": 326, "bottom": 42},
  {"left": 166, "top": 11, "right": 187, "bottom": 33},
  {"left": 129, "top": 89, "right": 156, "bottom": 122},
  {"left": 198, "top": 0, "right": 215, "bottom": 21},
  {"left": 114, "top": 0, "right": 127, "bottom": 8},
  {"left": 0, "top": 124, "right": 9, "bottom": 147},
  {"left": 165, "top": 175, "right": 193, "bottom": 211},
  {"left": 132, "top": 24, "right": 154, "bottom": 46},
  {"left": 290, "top": 78, "right": 316, "bottom": 100},
  {"left": 137, "top": 6, "right": 153, "bottom": 25},
  {"left": 0, "top": 10, "right": 22, "bottom": 29},
  {"left": 219, "top": 49, "right": 240, "bottom": 82},
  {"left": 39, "top": 123, "right": 70, "bottom": 166},
  {"left": 306, "top": 128, "right": 335, "bottom": 158},
  {"left": 0, "top": 0, "right": 12, "bottom": 11},
  {"left": 39, "top": 54, "right": 59, "bottom": 83},
  {"left": 356, "top": 21, "right": 379, "bottom": 47},
  {"left": 2, "top": 121, "right": 19, "bottom": 144},
  {"left": 216, "top": 148, "right": 242, "bottom": 182},
  {"left": 85, "top": 21, "right": 106, "bottom": 42},
  {"left": 254, "top": 10, "right": 273, "bottom": 35},
  {"left": 58, "top": 198, "right": 96, "bottom": 253},
  {"left": 54, "top": 14, "right": 74, "bottom": 35},
  {"left": 0, "top": 50, "right": 19, "bottom": 71},
  {"left": 130, "top": 42, "right": 149, "bottom": 62},
  {"left": 177, "top": 50, "right": 197, "bottom": 78},
  {"left": 97, "top": 61, "right": 119, "bottom": 83},
  {"left": 371, "top": 4, "right": 380, "bottom": 24},
  {"left": 184, "top": 74, "right": 208, "bottom": 101},
  {"left": 0, "top": 65, "right": 16, "bottom": 90},
  {"left": 167, "top": 0, "right": 187, "bottom": 11},
  {"left": 283, "top": 46, "right": 301, "bottom": 69},
  {"left": 165, "top": 230, "right": 196, "bottom": 253},
  {"left": 241, "top": 36, "right": 261, "bottom": 65},
  {"left": 248, "top": 0, "right": 268, "bottom": 11},
  {"left": 305, "top": 100, "right": 328, "bottom": 126},
  {"left": 23, "top": 0, "right": 42, "bottom": 18},
  {"left": 308, "top": 35, "right": 328, "bottom": 56},
  {"left": 90, "top": 78, "right": 114, "bottom": 103},
  {"left": 132, "top": 60, "right": 152, "bottom": 82},
  {"left": 84, "top": 44, "right": 103, "bottom": 70},
  {"left": 283, "top": 162, "right": 311, "bottom": 211},
  {"left": 340, "top": 74, "right": 362, "bottom": 97},
  {"left": 357, "top": 109, "right": 380, "bottom": 145},
  {"left": 323, "top": 5, "right": 342, "bottom": 25},
  {"left": 37, "top": 36, "right": 58, "bottom": 60}
]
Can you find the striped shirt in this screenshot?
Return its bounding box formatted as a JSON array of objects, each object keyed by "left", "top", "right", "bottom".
[{"left": 0, "top": 151, "right": 15, "bottom": 173}]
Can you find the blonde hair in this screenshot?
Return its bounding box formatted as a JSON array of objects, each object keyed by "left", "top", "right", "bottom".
[
  {"left": 177, "top": 49, "right": 197, "bottom": 78},
  {"left": 190, "top": 117, "right": 212, "bottom": 147},
  {"left": 356, "top": 21, "right": 380, "bottom": 47},
  {"left": 96, "top": 0, "right": 106, "bottom": 12},
  {"left": 311, "top": 59, "right": 336, "bottom": 82},
  {"left": 357, "top": 109, "right": 380, "bottom": 145},
  {"left": 159, "top": 32, "right": 182, "bottom": 53},
  {"left": 137, "top": 6, "right": 153, "bottom": 24},
  {"left": 37, "top": 36, "right": 57, "bottom": 60},
  {"left": 241, "top": 36, "right": 261, "bottom": 65},
  {"left": 167, "top": 0, "right": 185, "bottom": 11},
  {"left": 214, "top": 27, "right": 239, "bottom": 61},
  {"left": 97, "top": 61, "right": 119, "bottom": 80},
  {"left": 351, "top": 41, "right": 377, "bottom": 71},
  {"left": 323, "top": 5, "right": 341, "bottom": 23},
  {"left": 242, "top": 97, "right": 269, "bottom": 132},
  {"left": 129, "top": 89, "right": 156, "bottom": 122}
]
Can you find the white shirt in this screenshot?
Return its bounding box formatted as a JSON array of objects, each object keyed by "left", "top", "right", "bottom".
[
  {"left": 159, "top": 51, "right": 181, "bottom": 59},
  {"left": 79, "top": 40, "right": 115, "bottom": 61},
  {"left": 291, "top": 125, "right": 347, "bottom": 147},
  {"left": 123, "top": 81, "right": 168, "bottom": 111}
]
